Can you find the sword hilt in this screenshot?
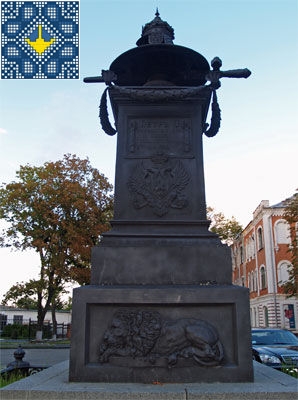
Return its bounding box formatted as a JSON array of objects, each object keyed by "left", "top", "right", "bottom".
[
  {"left": 206, "top": 57, "right": 251, "bottom": 84},
  {"left": 83, "top": 70, "right": 117, "bottom": 85}
]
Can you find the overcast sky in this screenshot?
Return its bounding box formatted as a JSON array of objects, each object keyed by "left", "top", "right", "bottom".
[{"left": 0, "top": 0, "right": 297, "bottom": 300}]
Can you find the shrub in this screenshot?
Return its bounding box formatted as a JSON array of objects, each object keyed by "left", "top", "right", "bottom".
[
  {"left": 1, "top": 322, "right": 52, "bottom": 339},
  {"left": 1, "top": 324, "right": 29, "bottom": 339}
]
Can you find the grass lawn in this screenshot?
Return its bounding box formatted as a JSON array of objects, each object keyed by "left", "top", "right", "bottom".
[
  {"left": 0, "top": 338, "right": 70, "bottom": 349},
  {"left": 0, "top": 371, "right": 25, "bottom": 388}
]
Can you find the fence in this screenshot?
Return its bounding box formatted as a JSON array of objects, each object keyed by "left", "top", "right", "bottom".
[{"left": 0, "top": 318, "right": 71, "bottom": 340}]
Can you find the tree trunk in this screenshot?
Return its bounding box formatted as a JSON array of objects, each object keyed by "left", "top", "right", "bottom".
[
  {"left": 36, "top": 292, "right": 44, "bottom": 340},
  {"left": 51, "top": 304, "right": 57, "bottom": 340},
  {"left": 35, "top": 330, "right": 43, "bottom": 341}
]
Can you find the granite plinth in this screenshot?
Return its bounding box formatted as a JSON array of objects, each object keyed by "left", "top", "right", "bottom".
[{"left": 1, "top": 361, "right": 297, "bottom": 399}]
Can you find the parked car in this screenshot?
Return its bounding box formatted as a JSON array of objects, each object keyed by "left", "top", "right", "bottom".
[{"left": 252, "top": 328, "right": 298, "bottom": 369}]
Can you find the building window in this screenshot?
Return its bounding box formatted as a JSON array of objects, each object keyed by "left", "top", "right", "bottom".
[
  {"left": 254, "top": 271, "right": 258, "bottom": 292},
  {"left": 0, "top": 314, "right": 7, "bottom": 330},
  {"left": 13, "top": 315, "right": 23, "bottom": 325},
  {"left": 277, "top": 261, "right": 291, "bottom": 286},
  {"left": 241, "top": 276, "right": 245, "bottom": 287},
  {"left": 240, "top": 246, "right": 244, "bottom": 264},
  {"left": 260, "top": 266, "right": 266, "bottom": 289},
  {"left": 257, "top": 227, "right": 263, "bottom": 250},
  {"left": 249, "top": 271, "right": 258, "bottom": 292},
  {"left": 251, "top": 235, "right": 255, "bottom": 258},
  {"left": 246, "top": 236, "right": 255, "bottom": 260},
  {"left": 253, "top": 307, "right": 258, "bottom": 327},
  {"left": 275, "top": 220, "right": 291, "bottom": 244},
  {"left": 263, "top": 306, "right": 269, "bottom": 327},
  {"left": 245, "top": 242, "right": 249, "bottom": 261}
]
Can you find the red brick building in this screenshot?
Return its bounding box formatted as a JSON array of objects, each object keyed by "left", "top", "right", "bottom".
[{"left": 232, "top": 197, "right": 297, "bottom": 332}]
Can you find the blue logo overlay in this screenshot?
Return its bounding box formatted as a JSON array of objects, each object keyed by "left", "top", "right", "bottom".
[{"left": 1, "top": 1, "right": 79, "bottom": 79}]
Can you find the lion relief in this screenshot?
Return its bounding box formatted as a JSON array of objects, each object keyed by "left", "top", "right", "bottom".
[{"left": 98, "top": 310, "right": 224, "bottom": 367}]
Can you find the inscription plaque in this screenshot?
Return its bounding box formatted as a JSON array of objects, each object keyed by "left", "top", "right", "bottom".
[{"left": 127, "top": 117, "right": 193, "bottom": 158}]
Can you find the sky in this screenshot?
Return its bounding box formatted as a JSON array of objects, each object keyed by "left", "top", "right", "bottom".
[{"left": 0, "top": 0, "right": 297, "bottom": 300}]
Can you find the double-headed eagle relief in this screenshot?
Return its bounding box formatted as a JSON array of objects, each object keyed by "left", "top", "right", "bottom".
[{"left": 127, "top": 158, "right": 190, "bottom": 217}]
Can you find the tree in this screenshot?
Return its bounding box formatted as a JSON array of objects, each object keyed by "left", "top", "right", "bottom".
[
  {"left": 207, "top": 206, "right": 243, "bottom": 245},
  {"left": 0, "top": 154, "right": 113, "bottom": 337},
  {"left": 2, "top": 281, "right": 73, "bottom": 338},
  {"left": 2, "top": 281, "right": 38, "bottom": 310},
  {"left": 282, "top": 191, "right": 298, "bottom": 297}
]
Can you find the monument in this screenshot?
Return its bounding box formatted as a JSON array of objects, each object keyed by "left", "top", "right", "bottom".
[{"left": 69, "top": 11, "right": 253, "bottom": 383}]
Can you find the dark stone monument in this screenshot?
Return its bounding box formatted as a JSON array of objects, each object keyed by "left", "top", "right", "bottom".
[{"left": 69, "top": 11, "right": 253, "bottom": 383}]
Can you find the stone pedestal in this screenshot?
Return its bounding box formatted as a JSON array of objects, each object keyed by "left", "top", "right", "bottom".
[
  {"left": 70, "top": 285, "right": 252, "bottom": 383},
  {"left": 69, "top": 87, "right": 253, "bottom": 382}
]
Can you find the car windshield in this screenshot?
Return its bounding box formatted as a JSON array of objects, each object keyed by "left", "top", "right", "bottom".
[{"left": 252, "top": 330, "right": 298, "bottom": 346}]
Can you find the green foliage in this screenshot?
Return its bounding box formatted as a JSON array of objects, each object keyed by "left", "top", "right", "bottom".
[
  {"left": 282, "top": 191, "right": 298, "bottom": 297},
  {"left": 1, "top": 324, "right": 29, "bottom": 339},
  {"left": 0, "top": 371, "right": 25, "bottom": 388},
  {"left": 281, "top": 365, "right": 298, "bottom": 378},
  {"left": 1, "top": 322, "right": 52, "bottom": 340},
  {"left": 2, "top": 281, "right": 38, "bottom": 309},
  {"left": 59, "top": 296, "right": 72, "bottom": 311},
  {"left": 207, "top": 206, "right": 243, "bottom": 245},
  {"left": 0, "top": 339, "right": 70, "bottom": 349},
  {"left": 0, "top": 154, "right": 113, "bottom": 332}
]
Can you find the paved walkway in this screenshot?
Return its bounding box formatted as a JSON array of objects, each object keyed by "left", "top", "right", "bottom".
[{"left": 0, "top": 348, "right": 70, "bottom": 369}]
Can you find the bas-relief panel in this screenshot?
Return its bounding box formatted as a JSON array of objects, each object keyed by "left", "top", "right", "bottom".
[{"left": 87, "top": 304, "right": 236, "bottom": 367}]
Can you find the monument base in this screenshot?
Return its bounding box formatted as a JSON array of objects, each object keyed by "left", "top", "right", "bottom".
[
  {"left": 0, "top": 361, "right": 297, "bottom": 400},
  {"left": 69, "top": 284, "right": 253, "bottom": 383},
  {"left": 2, "top": 361, "right": 297, "bottom": 400}
]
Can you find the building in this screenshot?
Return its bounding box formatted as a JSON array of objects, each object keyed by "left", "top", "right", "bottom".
[
  {"left": 0, "top": 305, "right": 71, "bottom": 336},
  {"left": 232, "top": 197, "right": 297, "bottom": 332}
]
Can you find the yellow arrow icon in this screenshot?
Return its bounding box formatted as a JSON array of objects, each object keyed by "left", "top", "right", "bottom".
[{"left": 25, "top": 25, "right": 55, "bottom": 54}]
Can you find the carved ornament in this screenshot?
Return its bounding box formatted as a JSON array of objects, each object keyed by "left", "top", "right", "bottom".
[
  {"left": 127, "top": 158, "right": 190, "bottom": 217},
  {"left": 110, "top": 84, "right": 211, "bottom": 102}
]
